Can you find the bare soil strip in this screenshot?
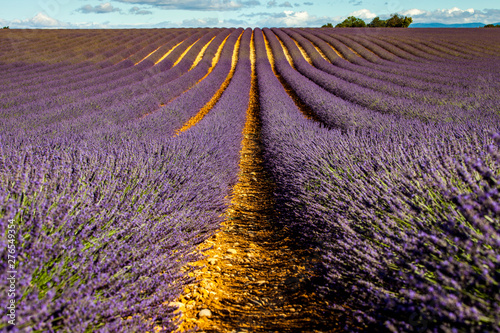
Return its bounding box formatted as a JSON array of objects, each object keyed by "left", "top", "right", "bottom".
[
  {"left": 341, "top": 36, "right": 382, "bottom": 58},
  {"left": 174, "top": 32, "right": 242, "bottom": 135},
  {"left": 324, "top": 36, "right": 364, "bottom": 59},
  {"left": 172, "top": 38, "right": 203, "bottom": 67},
  {"left": 274, "top": 34, "right": 296, "bottom": 69},
  {"left": 154, "top": 41, "right": 185, "bottom": 65},
  {"left": 262, "top": 33, "right": 324, "bottom": 125},
  {"left": 197, "top": 34, "right": 231, "bottom": 80},
  {"left": 300, "top": 36, "right": 332, "bottom": 63},
  {"left": 190, "top": 36, "right": 217, "bottom": 70},
  {"left": 135, "top": 45, "right": 166, "bottom": 65},
  {"left": 323, "top": 43, "right": 348, "bottom": 61},
  {"left": 171, "top": 32, "right": 340, "bottom": 333},
  {"left": 291, "top": 38, "right": 314, "bottom": 65},
  {"left": 138, "top": 34, "right": 234, "bottom": 121}
]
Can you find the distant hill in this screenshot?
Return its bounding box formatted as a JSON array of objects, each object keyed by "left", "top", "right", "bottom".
[{"left": 410, "top": 22, "right": 500, "bottom": 28}]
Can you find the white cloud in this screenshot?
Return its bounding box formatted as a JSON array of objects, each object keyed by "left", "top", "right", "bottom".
[
  {"left": 445, "top": 7, "right": 473, "bottom": 14},
  {"left": 279, "top": 1, "right": 293, "bottom": 8},
  {"left": 32, "top": 13, "right": 62, "bottom": 26},
  {"left": 3, "top": 13, "right": 127, "bottom": 29},
  {"left": 129, "top": 6, "right": 153, "bottom": 15},
  {"left": 401, "top": 8, "right": 425, "bottom": 16},
  {"left": 10, "top": 13, "right": 69, "bottom": 28},
  {"left": 114, "top": 0, "right": 260, "bottom": 11},
  {"left": 256, "top": 6, "right": 500, "bottom": 27},
  {"left": 400, "top": 7, "right": 500, "bottom": 24},
  {"left": 155, "top": 17, "right": 246, "bottom": 27},
  {"left": 282, "top": 10, "right": 308, "bottom": 25},
  {"left": 257, "top": 10, "right": 341, "bottom": 27},
  {"left": 77, "top": 3, "right": 122, "bottom": 14},
  {"left": 3, "top": 6, "right": 500, "bottom": 29},
  {"left": 267, "top": 0, "right": 293, "bottom": 8},
  {"left": 0, "top": 12, "right": 248, "bottom": 29},
  {"left": 349, "top": 9, "right": 376, "bottom": 19}
]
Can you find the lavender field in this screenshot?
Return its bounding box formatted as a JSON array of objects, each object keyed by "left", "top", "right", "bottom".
[{"left": 1, "top": 28, "right": 499, "bottom": 332}]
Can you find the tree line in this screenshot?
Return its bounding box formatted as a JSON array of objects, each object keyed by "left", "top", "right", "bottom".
[{"left": 322, "top": 14, "right": 412, "bottom": 28}]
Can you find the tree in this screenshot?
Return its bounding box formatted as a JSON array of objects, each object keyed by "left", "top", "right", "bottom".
[
  {"left": 385, "top": 13, "right": 412, "bottom": 27},
  {"left": 367, "top": 17, "right": 386, "bottom": 27},
  {"left": 402, "top": 16, "right": 413, "bottom": 27},
  {"left": 324, "top": 14, "right": 412, "bottom": 28},
  {"left": 2, "top": 26, "right": 9, "bottom": 29},
  {"left": 335, "top": 16, "right": 366, "bottom": 28},
  {"left": 484, "top": 24, "right": 500, "bottom": 28}
]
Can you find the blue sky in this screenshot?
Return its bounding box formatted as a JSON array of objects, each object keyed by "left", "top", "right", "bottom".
[{"left": 1, "top": 0, "right": 499, "bottom": 28}]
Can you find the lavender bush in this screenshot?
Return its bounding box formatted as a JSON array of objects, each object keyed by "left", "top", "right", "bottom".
[
  {"left": 0, "top": 27, "right": 252, "bottom": 332},
  {"left": 1, "top": 27, "right": 499, "bottom": 332},
  {"left": 255, "top": 28, "right": 500, "bottom": 332}
]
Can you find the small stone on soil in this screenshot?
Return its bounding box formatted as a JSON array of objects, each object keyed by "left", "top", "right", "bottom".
[{"left": 198, "top": 309, "right": 212, "bottom": 318}]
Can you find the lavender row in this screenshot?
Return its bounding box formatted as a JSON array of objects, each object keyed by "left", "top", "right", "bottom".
[
  {"left": 261, "top": 27, "right": 389, "bottom": 131},
  {"left": 355, "top": 31, "right": 500, "bottom": 78},
  {"left": 101, "top": 26, "right": 240, "bottom": 137},
  {"left": 37, "top": 28, "right": 241, "bottom": 136},
  {"left": 0, "top": 29, "right": 206, "bottom": 109},
  {"left": 365, "top": 32, "right": 484, "bottom": 60},
  {"left": 313, "top": 29, "right": 496, "bottom": 84},
  {"left": 0, "top": 30, "right": 176, "bottom": 94},
  {"left": 0, "top": 30, "right": 145, "bottom": 78},
  {"left": 372, "top": 34, "right": 453, "bottom": 61},
  {"left": 303, "top": 30, "right": 474, "bottom": 89},
  {"left": 345, "top": 33, "right": 427, "bottom": 62},
  {"left": 0, "top": 27, "right": 252, "bottom": 332},
  {"left": 126, "top": 31, "right": 179, "bottom": 64},
  {"left": 0, "top": 30, "right": 102, "bottom": 70},
  {"left": 283, "top": 29, "right": 492, "bottom": 109},
  {"left": 0, "top": 30, "right": 194, "bottom": 107},
  {"left": 444, "top": 34, "right": 500, "bottom": 56},
  {"left": 270, "top": 28, "right": 497, "bottom": 123},
  {"left": 131, "top": 28, "right": 243, "bottom": 134},
  {"left": 292, "top": 29, "right": 476, "bottom": 98},
  {"left": 0, "top": 31, "right": 140, "bottom": 90},
  {"left": 338, "top": 31, "right": 500, "bottom": 95},
  {"left": 372, "top": 32, "right": 500, "bottom": 66},
  {"left": 319, "top": 29, "right": 448, "bottom": 66},
  {"left": 0, "top": 29, "right": 221, "bottom": 126},
  {"left": 342, "top": 31, "right": 471, "bottom": 62},
  {"left": 255, "top": 27, "right": 500, "bottom": 333},
  {"left": 0, "top": 29, "right": 180, "bottom": 84},
  {"left": 305, "top": 30, "right": 500, "bottom": 112}
]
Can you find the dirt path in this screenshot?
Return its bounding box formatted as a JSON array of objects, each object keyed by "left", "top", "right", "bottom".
[
  {"left": 175, "top": 32, "right": 242, "bottom": 135},
  {"left": 169, "top": 33, "right": 341, "bottom": 333}
]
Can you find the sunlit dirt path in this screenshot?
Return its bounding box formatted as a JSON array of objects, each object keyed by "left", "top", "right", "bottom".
[
  {"left": 170, "top": 32, "right": 340, "bottom": 333},
  {"left": 174, "top": 32, "right": 242, "bottom": 135}
]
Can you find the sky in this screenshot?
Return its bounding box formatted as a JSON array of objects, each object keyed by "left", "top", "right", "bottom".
[{"left": 1, "top": 0, "right": 499, "bottom": 28}]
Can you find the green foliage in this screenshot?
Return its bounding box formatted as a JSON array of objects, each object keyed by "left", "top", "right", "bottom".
[
  {"left": 331, "top": 14, "right": 412, "bottom": 28},
  {"left": 385, "top": 13, "right": 412, "bottom": 27},
  {"left": 321, "top": 23, "right": 334, "bottom": 28},
  {"left": 335, "top": 16, "right": 366, "bottom": 28},
  {"left": 484, "top": 24, "right": 500, "bottom": 28},
  {"left": 367, "top": 17, "right": 386, "bottom": 27},
  {"left": 2, "top": 26, "right": 9, "bottom": 29}
]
